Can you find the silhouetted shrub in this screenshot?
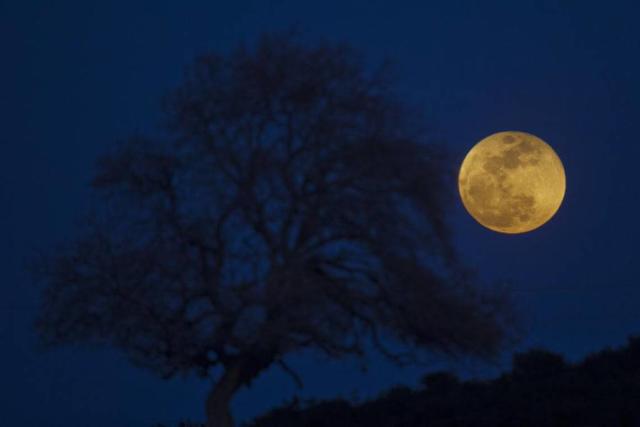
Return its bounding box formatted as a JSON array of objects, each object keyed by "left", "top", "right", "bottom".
[{"left": 246, "top": 337, "right": 640, "bottom": 427}]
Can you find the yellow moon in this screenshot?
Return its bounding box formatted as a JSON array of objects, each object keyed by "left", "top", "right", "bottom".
[{"left": 458, "top": 131, "right": 566, "bottom": 234}]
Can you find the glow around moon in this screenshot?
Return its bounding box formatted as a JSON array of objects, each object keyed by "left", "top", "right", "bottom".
[{"left": 458, "top": 131, "right": 566, "bottom": 234}]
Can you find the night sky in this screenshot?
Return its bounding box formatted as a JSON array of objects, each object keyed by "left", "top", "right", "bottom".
[{"left": 3, "top": 1, "right": 640, "bottom": 425}]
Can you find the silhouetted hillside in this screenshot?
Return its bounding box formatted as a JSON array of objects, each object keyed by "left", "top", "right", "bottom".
[{"left": 245, "top": 336, "right": 640, "bottom": 427}]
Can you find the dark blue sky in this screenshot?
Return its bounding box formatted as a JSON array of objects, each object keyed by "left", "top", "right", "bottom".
[{"left": 3, "top": 1, "right": 640, "bottom": 425}]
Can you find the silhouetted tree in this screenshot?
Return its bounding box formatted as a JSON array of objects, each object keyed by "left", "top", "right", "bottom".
[{"left": 35, "top": 33, "right": 511, "bottom": 427}]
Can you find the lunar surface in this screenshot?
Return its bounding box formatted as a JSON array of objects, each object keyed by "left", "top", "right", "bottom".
[{"left": 458, "top": 131, "right": 566, "bottom": 234}]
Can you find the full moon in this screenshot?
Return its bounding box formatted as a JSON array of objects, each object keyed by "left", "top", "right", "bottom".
[{"left": 458, "top": 131, "right": 566, "bottom": 234}]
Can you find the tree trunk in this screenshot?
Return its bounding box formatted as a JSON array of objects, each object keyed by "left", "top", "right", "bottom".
[
  {"left": 205, "top": 356, "right": 273, "bottom": 427},
  {"left": 205, "top": 363, "right": 245, "bottom": 427}
]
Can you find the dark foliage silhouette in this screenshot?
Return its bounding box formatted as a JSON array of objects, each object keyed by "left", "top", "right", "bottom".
[
  {"left": 35, "top": 33, "right": 511, "bottom": 427},
  {"left": 247, "top": 337, "right": 640, "bottom": 427}
]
